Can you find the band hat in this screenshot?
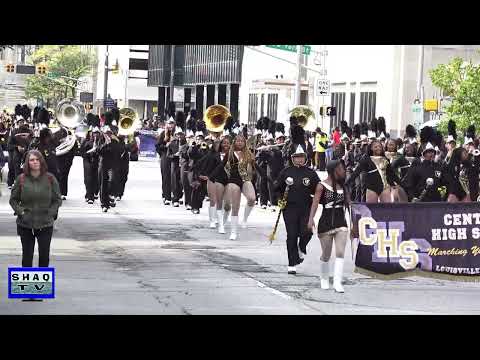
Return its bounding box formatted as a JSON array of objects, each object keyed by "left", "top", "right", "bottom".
[
  {"left": 377, "top": 132, "right": 386, "bottom": 140},
  {"left": 88, "top": 125, "right": 93, "bottom": 131},
  {"left": 341, "top": 133, "right": 349, "bottom": 141},
  {"left": 360, "top": 134, "right": 368, "bottom": 141},
  {"left": 291, "top": 144, "right": 307, "bottom": 157},
  {"left": 102, "top": 125, "right": 112, "bottom": 133},
  {"left": 266, "top": 133, "right": 274, "bottom": 141},
  {"left": 174, "top": 127, "right": 184, "bottom": 135},
  {"left": 254, "top": 128, "right": 262, "bottom": 135},
  {"left": 368, "top": 130, "right": 376, "bottom": 139},
  {"left": 446, "top": 135, "right": 456, "bottom": 143},
  {"left": 92, "top": 126, "right": 100, "bottom": 133},
  {"left": 422, "top": 142, "right": 436, "bottom": 155},
  {"left": 186, "top": 130, "right": 195, "bottom": 138},
  {"left": 464, "top": 137, "right": 474, "bottom": 145},
  {"left": 195, "top": 131, "right": 204, "bottom": 137},
  {"left": 233, "top": 127, "right": 240, "bottom": 135},
  {"left": 167, "top": 117, "right": 175, "bottom": 124},
  {"left": 398, "top": 147, "right": 404, "bottom": 155},
  {"left": 275, "top": 131, "right": 286, "bottom": 139},
  {"left": 112, "top": 120, "right": 117, "bottom": 126}
]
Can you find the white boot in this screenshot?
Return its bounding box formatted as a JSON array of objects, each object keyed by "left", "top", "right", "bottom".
[
  {"left": 229, "top": 215, "right": 239, "bottom": 240},
  {"left": 209, "top": 206, "right": 217, "bottom": 228},
  {"left": 333, "top": 258, "right": 345, "bottom": 293},
  {"left": 241, "top": 204, "right": 254, "bottom": 228},
  {"left": 223, "top": 209, "right": 231, "bottom": 224},
  {"left": 320, "top": 260, "right": 330, "bottom": 290},
  {"left": 217, "top": 210, "right": 225, "bottom": 234}
]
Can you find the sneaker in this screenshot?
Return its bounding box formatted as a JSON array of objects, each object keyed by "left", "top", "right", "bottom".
[
  {"left": 87, "top": 199, "right": 94, "bottom": 205},
  {"left": 186, "top": 204, "right": 192, "bottom": 210},
  {"left": 102, "top": 207, "right": 108, "bottom": 213},
  {"left": 8, "top": 186, "right": 12, "bottom": 190},
  {"left": 94, "top": 195, "right": 99, "bottom": 199},
  {"left": 173, "top": 202, "right": 179, "bottom": 207},
  {"left": 192, "top": 209, "right": 200, "bottom": 214},
  {"left": 62, "top": 196, "right": 66, "bottom": 200},
  {"left": 271, "top": 207, "right": 276, "bottom": 212},
  {"left": 116, "top": 196, "right": 121, "bottom": 201},
  {"left": 164, "top": 200, "right": 171, "bottom": 206},
  {"left": 287, "top": 266, "right": 296, "bottom": 275},
  {"left": 261, "top": 205, "right": 267, "bottom": 210},
  {"left": 298, "top": 248, "right": 306, "bottom": 260},
  {"left": 179, "top": 200, "right": 184, "bottom": 205},
  {"left": 85, "top": 198, "right": 89, "bottom": 203}
]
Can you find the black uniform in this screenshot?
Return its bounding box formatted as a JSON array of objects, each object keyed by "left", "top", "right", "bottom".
[
  {"left": 404, "top": 158, "right": 445, "bottom": 202},
  {"left": 263, "top": 147, "right": 284, "bottom": 206},
  {"left": 167, "top": 137, "right": 184, "bottom": 203},
  {"left": 56, "top": 139, "right": 78, "bottom": 197},
  {"left": 32, "top": 142, "right": 59, "bottom": 181},
  {"left": 256, "top": 150, "right": 270, "bottom": 207},
  {"left": 115, "top": 137, "right": 136, "bottom": 199},
  {"left": 274, "top": 165, "right": 320, "bottom": 267},
  {"left": 188, "top": 144, "right": 209, "bottom": 211},
  {"left": 156, "top": 129, "right": 173, "bottom": 202},
  {"left": 80, "top": 136, "right": 100, "bottom": 202},
  {"left": 179, "top": 142, "right": 192, "bottom": 207},
  {"left": 98, "top": 136, "right": 122, "bottom": 209}
]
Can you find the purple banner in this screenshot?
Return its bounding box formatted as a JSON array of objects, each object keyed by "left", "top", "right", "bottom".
[
  {"left": 138, "top": 130, "right": 158, "bottom": 158},
  {"left": 351, "top": 202, "right": 480, "bottom": 281}
]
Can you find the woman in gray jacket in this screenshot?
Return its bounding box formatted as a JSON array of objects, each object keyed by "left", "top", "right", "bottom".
[{"left": 9, "top": 150, "right": 62, "bottom": 267}]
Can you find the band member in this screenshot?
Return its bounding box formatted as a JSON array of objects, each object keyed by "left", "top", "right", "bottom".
[
  {"left": 274, "top": 145, "right": 319, "bottom": 275},
  {"left": 444, "top": 147, "right": 478, "bottom": 202},
  {"left": 189, "top": 132, "right": 209, "bottom": 214},
  {"left": 30, "top": 127, "right": 59, "bottom": 181},
  {"left": 209, "top": 136, "right": 232, "bottom": 234},
  {"left": 55, "top": 127, "right": 79, "bottom": 200},
  {"left": 392, "top": 142, "right": 418, "bottom": 200},
  {"left": 80, "top": 127, "right": 101, "bottom": 204},
  {"left": 98, "top": 126, "right": 122, "bottom": 212},
  {"left": 345, "top": 139, "right": 404, "bottom": 203},
  {"left": 256, "top": 137, "right": 271, "bottom": 210},
  {"left": 216, "top": 135, "right": 259, "bottom": 240},
  {"left": 444, "top": 120, "right": 457, "bottom": 164},
  {"left": 156, "top": 119, "right": 176, "bottom": 205},
  {"left": 167, "top": 127, "right": 185, "bottom": 207},
  {"left": 9, "top": 118, "right": 32, "bottom": 181},
  {"left": 404, "top": 141, "right": 446, "bottom": 202},
  {"left": 308, "top": 159, "right": 348, "bottom": 292},
  {"left": 314, "top": 127, "right": 329, "bottom": 171},
  {"left": 262, "top": 131, "right": 285, "bottom": 211},
  {"left": 180, "top": 131, "right": 194, "bottom": 210}
]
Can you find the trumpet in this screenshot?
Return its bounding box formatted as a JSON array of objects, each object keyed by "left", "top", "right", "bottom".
[{"left": 256, "top": 143, "right": 284, "bottom": 152}]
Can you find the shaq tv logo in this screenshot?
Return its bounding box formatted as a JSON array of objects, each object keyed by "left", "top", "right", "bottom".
[{"left": 8, "top": 268, "right": 55, "bottom": 299}]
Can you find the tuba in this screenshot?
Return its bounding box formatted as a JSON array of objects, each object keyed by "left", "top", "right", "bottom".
[
  {"left": 289, "top": 105, "right": 315, "bottom": 129},
  {"left": 118, "top": 107, "right": 140, "bottom": 136},
  {"left": 55, "top": 98, "right": 85, "bottom": 156},
  {"left": 204, "top": 105, "right": 231, "bottom": 133}
]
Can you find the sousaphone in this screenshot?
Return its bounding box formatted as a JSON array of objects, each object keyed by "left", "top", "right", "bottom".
[
  {"left": 204, "top": 105, "right": 231, "bottom": 134},
  {"left": 55, "top": 98, "right": 85, "bottom": 156}
]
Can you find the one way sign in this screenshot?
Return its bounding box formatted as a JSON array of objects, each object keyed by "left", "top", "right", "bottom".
[{"left": 316, "top": 79, "right": 330, "bottom": 97}]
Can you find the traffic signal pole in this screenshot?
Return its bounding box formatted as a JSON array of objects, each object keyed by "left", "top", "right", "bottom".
[
  {"left": 103, "top": 45, "right": 109, "bottom": 109},
  {"left": 295, "top": 45, "right": 303, "bottom": 105}
]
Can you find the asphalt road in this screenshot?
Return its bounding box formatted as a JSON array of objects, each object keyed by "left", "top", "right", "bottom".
[{"left": 0, "top": 156, "right": 479, "bottom": 314}]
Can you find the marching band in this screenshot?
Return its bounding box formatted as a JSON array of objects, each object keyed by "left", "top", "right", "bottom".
[{"left": 3, "top": 100, "right": 480, "bottom": 291}]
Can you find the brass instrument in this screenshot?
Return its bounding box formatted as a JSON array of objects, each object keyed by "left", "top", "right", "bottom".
[
  {"left": 370, "top": 156, "right": 389, "bottom": 190},
  {"left": 118, "top": 107, "right": 140, "bottom": 136},
  {"left": 459, "top": 167, "right": 470, "bottom": 196},
  {"left": 255, "top": 143, "right": 284, "bottom": 152},
  {"left": 269, "top": 177, "right": 294, "bottom": 243},
  {"left": 289, "top": 105, "right": 315, "bottom": 128},
  {"left": 413, "top": 178, "right": 434, "bottom": 202},
  {"left": 385, "top": 151, "right": 399, "bottom": 163},
  {"left": 204, "top": 105, "right": 231, "bottom": 133},
  {"left": 55, "top": 98, "right": 85, "bottom": 156}
]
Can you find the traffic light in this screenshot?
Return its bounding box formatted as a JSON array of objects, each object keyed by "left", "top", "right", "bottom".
[
  {"left": 319, "top": 105, "right": 328, "bottom": 116},
  {"left": 111, "top": 59, "right": 119, "bottom": 74},
  {"left": 36, "top": 64, "right": 47, "bottom": 75},
  {"left": 4, "top": 64, "right": 15, "bottom": 73},
  {"left": 326, "top": 106, "right": 336, "bottom": 116}
]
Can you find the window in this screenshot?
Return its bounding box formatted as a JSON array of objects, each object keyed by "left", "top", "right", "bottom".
[
  {"left": 330, "top": 92, "right": 346, "bottom": 129},
  {"left": 300, "top": 90, "right": 308, "bottom": 105},
  {"left": 349, "top": 93, "right": 355, "bottom": 126},
  {"left": 248, "top": 94, "right": 259, "bottom": 128},
  {"left": 267, "top": 93, "right": 278, "bottom": 121},
  {"left": 359, "top": 92, "right": 376, "bottom": 123}
]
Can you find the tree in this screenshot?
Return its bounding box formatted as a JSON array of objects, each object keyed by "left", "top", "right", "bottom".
[
  {"left": 24, "top": 45, "right": 96, "bottom": 107},
  {"left": 429, "top": 55, "right": 480, "bottom": 139}
]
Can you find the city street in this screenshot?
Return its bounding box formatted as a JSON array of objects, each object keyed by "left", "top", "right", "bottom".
[{"left": 0, "top": 157, "right": 479, "bottom": 315}]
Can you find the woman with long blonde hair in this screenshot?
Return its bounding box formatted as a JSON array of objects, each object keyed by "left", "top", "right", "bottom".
[{"left": 216, "top": 135, "right": 259, "bottom": 240}]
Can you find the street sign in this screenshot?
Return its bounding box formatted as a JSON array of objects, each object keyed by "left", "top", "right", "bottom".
[
  {"left": 424, "top": 99, "right": 438, "bottom": 111},
  {"left": 47, "top": 72, "right": 60, "bottom": 79},
  {"left": 80, "top": 92, "right": 94, "bottom": 103},
  {"left": 104, "top": 98, "right": 115, "bottom": 109},
  {"left": 266, "top": 45, "right": 311, "bottom": 56},
  {"left": 15, "top": 65, "right": 36, "bottom": 75},
  {"left": 412, "top": 103, "right": 423, "bottom": 129},
  {"left": 316, "top": 79, "right": 330, "bottom": 96}
]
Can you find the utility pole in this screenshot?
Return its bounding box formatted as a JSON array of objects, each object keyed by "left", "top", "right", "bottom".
[
  {"left": 103, "top": 45, "right": 109, "bottom": 110},
  {"left": 295, "top": 45, "right": 303, "bottom": 105},
  {"left": 416, "top": 45, "right": 425, "bottom": 123},
  {"left": 169, "top": 45, "right": 175, "bottom": 116}
]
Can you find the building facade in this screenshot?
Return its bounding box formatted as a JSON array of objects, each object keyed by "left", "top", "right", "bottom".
[
  {"left": 96, "top": 45, "right": 158, "bottom": 119},
  {"left": 147, "top": 45, "right": 244, "bottom": 120}
]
